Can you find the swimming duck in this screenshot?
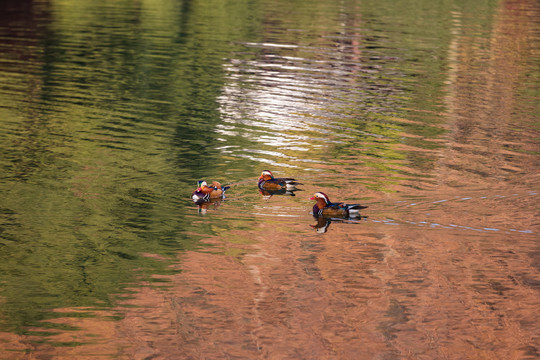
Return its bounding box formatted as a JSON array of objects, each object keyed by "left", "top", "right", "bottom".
[
  {"left": 258, "top": 170, "right": 302, "bottom": 191},
  {"left": 310, "top": 192, "right": 367, "bottom": 217},
  {"left": 192, "top": 181, "right": 230, "bottom": 203}
]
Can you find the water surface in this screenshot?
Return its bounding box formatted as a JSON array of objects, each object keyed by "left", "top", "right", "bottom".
[{"left": 0, "top": 0, "right": 539, "bottom": 358}]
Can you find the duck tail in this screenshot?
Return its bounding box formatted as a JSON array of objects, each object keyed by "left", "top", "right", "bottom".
[
  {"left": 352, "top": 204, "right": 368, "bottom": 210},
  {"left": 285, "top": 180, "right": 303, "bottom": 190},
  {"left": 285, "top": 179, "right": 303, "bottom": 185},
  {"left": 347, "top": 204, "right": 368, "bottom": 214}
]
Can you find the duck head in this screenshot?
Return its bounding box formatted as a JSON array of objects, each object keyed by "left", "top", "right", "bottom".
[
  {"left": 197, "top": 180, "right": 208, "bottom": 190},
  {"left": 259, "top": 170, "right": 274, "bottom": 181},
  {"left": 310, "top": 192, "right": 330, "bottom": 205}
]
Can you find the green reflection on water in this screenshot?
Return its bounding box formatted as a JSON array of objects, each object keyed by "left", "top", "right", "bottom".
[{"left": 0, "top": 0, "right": 263, "bottom": 336}]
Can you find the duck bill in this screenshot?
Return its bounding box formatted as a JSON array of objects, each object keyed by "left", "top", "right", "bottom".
[{"left": 309, "top": 196, "right": 315, "bottom": 200}]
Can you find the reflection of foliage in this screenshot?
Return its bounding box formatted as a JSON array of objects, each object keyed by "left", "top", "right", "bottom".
[
  {"left": 0, "top": 179, "right": 202, "bottom": 334},
  {"left": 0, "top": 0, "right": 262, "bottom": 336}
]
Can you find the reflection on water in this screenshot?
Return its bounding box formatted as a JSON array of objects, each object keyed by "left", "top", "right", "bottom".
[
  {"left": 0, "top": 0, "right": 539, "bottom": 358},
  {"left": 310, "top": 216, "right": 367, "bottom": 234}
]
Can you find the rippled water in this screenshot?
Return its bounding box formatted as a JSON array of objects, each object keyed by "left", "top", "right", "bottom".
[{"left": 1, "top": 0, "right": 539, "bottom": 358}]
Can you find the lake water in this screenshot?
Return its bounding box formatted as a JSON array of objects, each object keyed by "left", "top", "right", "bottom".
[{"left": 0, "top": 0, "right": 539, "bottom": 358}]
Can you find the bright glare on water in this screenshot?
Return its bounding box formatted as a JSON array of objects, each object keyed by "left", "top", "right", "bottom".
[{"left": 0, "top": 0, "right": 539, "bottom": 358}]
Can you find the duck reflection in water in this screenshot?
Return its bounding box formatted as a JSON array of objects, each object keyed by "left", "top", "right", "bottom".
[
  {"left": 196, "top": 198, "right": 224, "bottom": 215},
  {"left": 192, "top": 180, "right": 230, "bottom": 214},
  {"left": 310, "top": 216, "right": 367, "bottom": 233},
  {"left": 310, "top": 192, "right": 368, "bottom": 233},
  {"left": 259, "top": 187, "right": 302, "bottom": 200},
  {"left": 258, "top": 170, "right": 303, "bottom": 199}
]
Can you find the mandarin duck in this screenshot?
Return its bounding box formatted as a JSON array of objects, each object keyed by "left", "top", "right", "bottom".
[
  {"left": 258, "top": 170, "right": 302, "bottom": 191},
  {"left": 310, "top": 192, "right": 367, "bottom": 217},
  {"left": 192, "top": 181, "right": 230, "bottom": 204}
]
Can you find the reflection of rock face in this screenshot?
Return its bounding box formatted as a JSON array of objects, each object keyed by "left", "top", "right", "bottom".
[
  {"left": 117, "top": 190, "right": 539, "bottom": 359},
  {"left": 2, "top": 190, "right": 538, "bottom": 359},
  {"left": 440, "top": 1, "right": 539, "bottom": 189}
]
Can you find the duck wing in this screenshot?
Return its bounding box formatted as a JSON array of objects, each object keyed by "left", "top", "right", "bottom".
[{"left": 276, "top": 177, "right": 303, "bottom": 185}]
